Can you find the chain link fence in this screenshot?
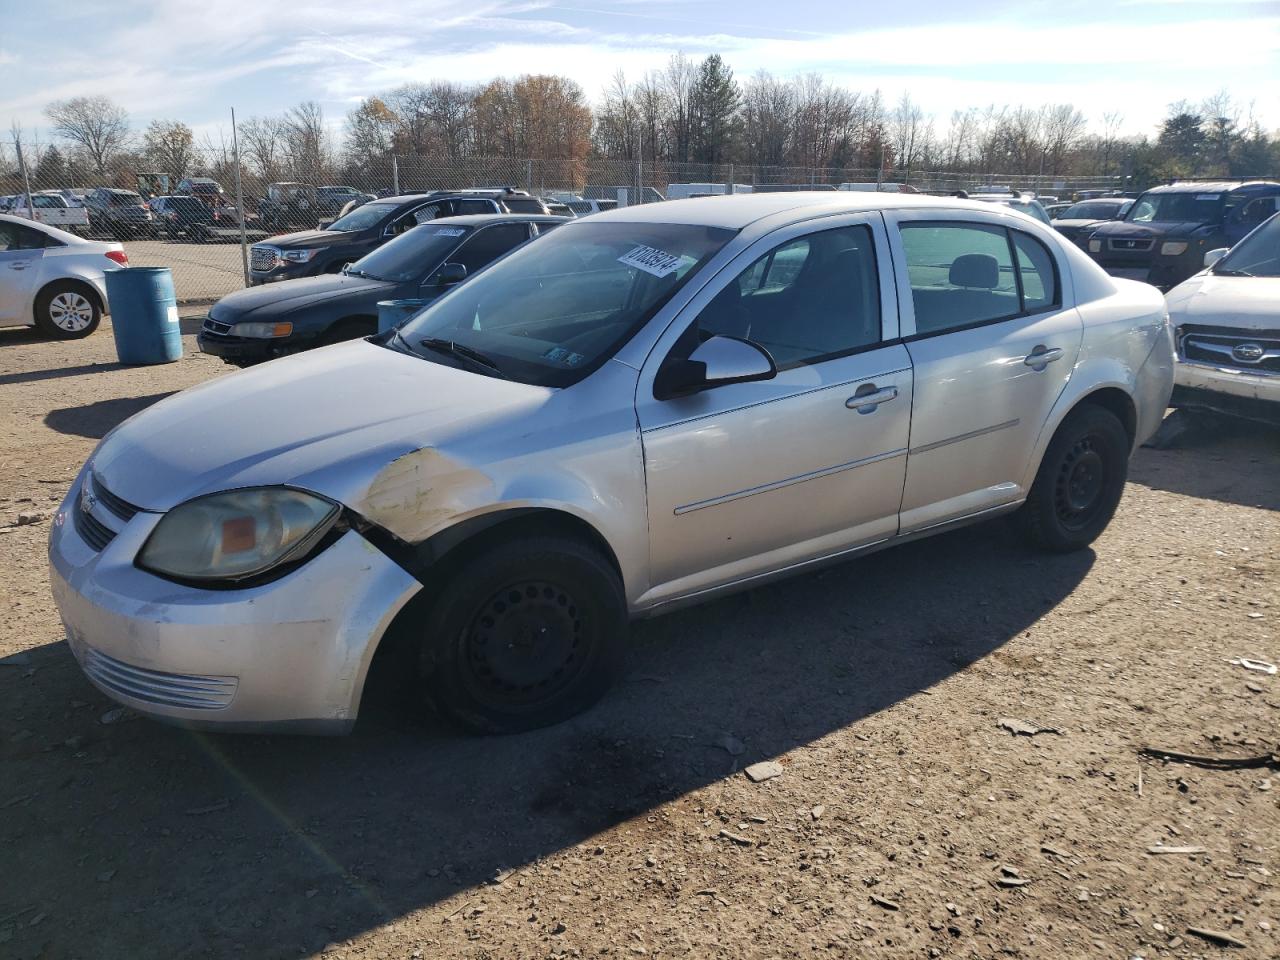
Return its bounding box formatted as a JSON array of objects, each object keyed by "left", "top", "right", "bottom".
[{"left": 2, "top": 148, "right": 1134, "bottom": 304}]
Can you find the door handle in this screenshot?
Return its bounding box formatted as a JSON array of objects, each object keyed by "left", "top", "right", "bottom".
[
  {"left": 1024, "top": 345, "right": 1064, "bottom": 369},
  {"left": 9, "top": 261, "right": 30, "bottom": 270},
  {"left": 846, "top": 384, "right": 898, "bottom": 412}
]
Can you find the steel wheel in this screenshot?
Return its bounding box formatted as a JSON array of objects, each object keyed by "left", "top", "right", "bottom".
[
  {"left": 1053, "top": 436, "right": 1107, "bottom": 531},
  {"left": 48, "top": 291, "right": 95, "bottom": 332}
]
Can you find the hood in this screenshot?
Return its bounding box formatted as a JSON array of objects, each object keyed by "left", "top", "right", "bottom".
[
  {"left": 91, "top": 341, "right": 554, "bottom": 513},
  {"left": 1165, "top": 273, "right": 1280, "bottom": 330},
  {"left": 1054, "top": 218, "right": 1106, "bottom": 230},
  {"left": 209, "top": 274, "right": 394, "bottom": 321},
  {"left": 259, "top": 229, "right": 353, "bottom": 249},
  {"left": 1092, "top": 220, "right": 1204, "bottom": 239}
]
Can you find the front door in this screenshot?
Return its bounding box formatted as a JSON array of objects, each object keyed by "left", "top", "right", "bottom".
[
  {"left": 883, "top": 213, "right": 1083, "bottom": 532},
  {"left": 636, "top": 215, "right": 912, "bottom": 605},
  {"left": 0, "top": 221, "right": 45, "bottom": 326}
]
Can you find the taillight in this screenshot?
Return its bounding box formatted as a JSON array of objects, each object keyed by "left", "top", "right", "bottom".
[{"left": 105, "top": 250, "right": 129, "bottom": 266}]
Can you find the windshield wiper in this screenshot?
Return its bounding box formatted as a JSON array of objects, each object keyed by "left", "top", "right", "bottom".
[
  {"left": 1213, "top": 267, "right": 1253, "bottom": 277},
  {"left": 419, "top": 337, "right": 507, "bottom": 378}
]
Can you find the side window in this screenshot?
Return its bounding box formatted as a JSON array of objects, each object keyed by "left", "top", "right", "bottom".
[
  {"left": 456, "top": 199, "right": 496, "bottom": 215},
  {"left": 11, "top": 224, "right": 50, "bottom": 250},
  {"left": 1011, "top": 231, "right": 1059, "bottom": 312},
  {"left": 0, "top": 222, "right": 16, "bottom": 251},
  {"left": 533, "top": 221, "right": 563, "bottom": 236},
  {"left": 450, "top": 224, "right": 532, "bottom": 274},
  {"left": 900, "top": 223, "right": 1019, "bottom": 335},
  {"left": 405, "top": 203, "right": 443, "bottom": 230},
  {"left": 1241, "top": 197, "right": 1278, "bottom": 225},
  {"left": 693, "top": 224, "right": 881, "bottom": 369}
]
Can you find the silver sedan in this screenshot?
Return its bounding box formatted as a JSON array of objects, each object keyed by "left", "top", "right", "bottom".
[{"left": 50, "top": 194, "right": 1173, "bottom": 734}]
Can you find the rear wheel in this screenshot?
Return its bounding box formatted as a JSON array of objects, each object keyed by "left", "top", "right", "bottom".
[
  {"left": 34, "top": 283, "right": 101, "bottom": 339},
  {"left": 1017, "top": 404, "right": 1129, "bottom": 552},
  {"left": 417, "top": 536, "right": 628, "bottom": 734}
]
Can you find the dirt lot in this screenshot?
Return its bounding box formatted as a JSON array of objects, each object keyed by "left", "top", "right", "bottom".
[{"left": 1, "top": 319, "right": 1277, "bottom": 960}]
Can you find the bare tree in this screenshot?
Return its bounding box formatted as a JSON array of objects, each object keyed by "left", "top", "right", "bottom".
[
  {"left": 44, "top": 96, "right": 130, "bottom": 176},
  {"left": 282, "top": 101, "right": 332, "bottom": 182},
  {"left": 142, "top": 120, "right": 196, "bottom": 179},
  {"left": 238, "top": 116, "right": 287, "bottom": 181},
  {"left": 740, "top": 71, "right": 793, "bottom": 171}
]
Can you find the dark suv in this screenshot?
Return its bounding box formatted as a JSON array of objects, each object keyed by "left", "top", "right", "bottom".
[
  {"left": 1087, "top": 180, "right": 1280, "bottom": 289},
  {"left": 84, "top": 188, "right": 157, "bottom": 239},
  {"left": 249, "top": 191, "right": 530, "bottom": 285},
  {"left": 201, "top": 214, "right": 565, "bottom": 365}
]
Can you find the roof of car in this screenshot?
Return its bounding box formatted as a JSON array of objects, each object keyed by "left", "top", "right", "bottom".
[
  {"left": 416, "top": 213, "right": 568, "bottom": 227},
  {"left": 596, "top": 192, "right": 1028, "bottom": 230},
  {"left": 1144, "top": 180, "right": 1280, "bottom": 194}
]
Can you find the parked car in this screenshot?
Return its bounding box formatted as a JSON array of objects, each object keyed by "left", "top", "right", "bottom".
[
  {"left": 83, "top": 188, "right": 157, "bottom": 239},
  {"left": 317, "top": 185, "right": 376, "bottom": 218},
  {"left": 248, "top": 192, "right": 517, "bottom": 285},
  {"left": 256, "top": 182, "right": 322, "bottom": 232},
  {"left": 1045, "top": 202, "right": 1073, "bottom": 220},
  {"left": 149, "top": 195, "right": 265, "bottom": 244},
  {"left": 0, "top": 214, "right": 126, "bottom": 339},
  {"left": 201, "top": 214, "right": 565, "bottom": 366},
  {"left": 50, "top": 194, "right": 1173, "bottom": 736},
  {"left": 1087, "top": 180, "right": 1280, "bottom": 289},
  {"left": 1166, "top": 211, "right": 1279, "bottom": 425},
  {"left": 968, "top": 192, "right": 1052, "bottom": 224},
  {"left": 3, "top": 192, "right": 91, "bottom": 236},
  {"left": 1052, "top": 197, "right": 1133, "bottom": 246},
  {"left": 565, "top": 199, "right": 619, "bottom": 217},
  {"left": 177, "top": 177, "right": 227, "bottom": 206}
]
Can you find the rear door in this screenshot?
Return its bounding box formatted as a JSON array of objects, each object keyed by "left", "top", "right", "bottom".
[
  {"left": 0, "top": 221, "right": 46, "bottom": 325},
  {"left": 883, "top": 210, "right": 1082, "bottom": 532}
]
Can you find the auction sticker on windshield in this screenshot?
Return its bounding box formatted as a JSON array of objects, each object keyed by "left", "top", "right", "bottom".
[
  {"left": 431, "top": 227, "right": 467, "bottom": 236},
  {"left": 618, "top": 244, "right": 686, "bottom": 278}
]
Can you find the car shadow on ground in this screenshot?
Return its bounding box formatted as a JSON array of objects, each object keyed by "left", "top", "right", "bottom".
[
  {"left": 43, "top": 393, "right": 177, "bottom": 440},
  {"left": 1132, "top": 412, "right": 1280, "bottom": 511},
  {"left": 3, "top": 522, "right": 1093, "bottom": 960}
]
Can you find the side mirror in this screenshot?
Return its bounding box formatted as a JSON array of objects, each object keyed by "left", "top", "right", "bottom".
[
  {"left": 654, "top": 335, "right": 777, "bottom": 400},
  {"left": 433, "top": 262, "right": 467, "bottom": 286},
  {"left": 1204, "top": 248, "right": 1229, "bottom": 268}
]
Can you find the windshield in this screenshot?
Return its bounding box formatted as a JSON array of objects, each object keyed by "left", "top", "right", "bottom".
[
  {"left": 396, "top": 221, "right": 736, "bottom": 387},
  {"left": 351, "top": 223, "right": 472, "bottom": 282},
  {"left": 1215, "top": 212, "right": 1280, "bottom": 277},
  {"left": 1064, "top": 201, "right": 1122, "bottom": 220},
  {"left": 1127, "top": 191, "right": 1224, "bottom": 224},
  {"left": 327, "top": 202, "right": 398, "bottom": 232}
]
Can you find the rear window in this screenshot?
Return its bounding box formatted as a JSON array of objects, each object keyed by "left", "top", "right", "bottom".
[
  {"left": 109, "top": 192, "right": 143, "bottom": 207},
  {"left": 502, "top": 197, "right": 546, "bottom": 214}
]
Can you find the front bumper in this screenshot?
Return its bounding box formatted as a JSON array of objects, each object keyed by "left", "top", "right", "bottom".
[
  {"left": 48, "top": 471, "right": 422, "bottom": 733},
  {"left": 1172, "top": 361, "right": 1280, "bottom": 425}
]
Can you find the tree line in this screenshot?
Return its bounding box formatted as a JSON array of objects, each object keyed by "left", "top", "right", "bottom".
[{"left": 5, "top": 55, "right": 1278, "bottom": 192}]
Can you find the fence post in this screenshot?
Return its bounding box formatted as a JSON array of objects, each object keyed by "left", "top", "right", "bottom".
[
  {"left": 525, "top": 159, "right": 533, "bottom": 191},
  {"left": 230, "top": 107, "right": 250, "bottom": 288},
  {"left": 392, "top": 155, "right": 400, "bottom": 195},
  {"left": 726, "top": 162, "right": 734, "bottom": 195},
  {"left": 15, "top": 138, "right": 35, "bottom": 219}
]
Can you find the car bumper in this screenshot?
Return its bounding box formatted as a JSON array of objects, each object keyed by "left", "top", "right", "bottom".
[
  {"left": 197, "top": 331, "right": 283, "bottom": 363},
  {"left": 1172, "top": 360, "right": 1280, "bottom": 425},
  {"left": 48, "top": 471, "right": 422, "bottom": 733}
]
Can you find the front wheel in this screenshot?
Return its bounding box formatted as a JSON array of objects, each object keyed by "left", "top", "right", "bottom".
[
  {"left": 34, "top": 283, "right": 101, "bottom": 339},
  {"left": 417, "top": 536, "right": 628, "bottom": 734},
  {"left": 1017, "top": 404, "right": 1129, "bottom": 552}
]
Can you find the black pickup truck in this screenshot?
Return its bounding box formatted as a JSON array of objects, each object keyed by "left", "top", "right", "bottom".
[{"left": 1086, "top": 180, "right": 1280, "bottom": 289}]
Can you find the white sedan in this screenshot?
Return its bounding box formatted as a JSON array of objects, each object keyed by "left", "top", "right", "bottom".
[
  {"left": 1167, "top": 213, "right": 1279, "bottom": 425},
  {"left": 0, "top": 214, "right": 127, "bottom": 339}
]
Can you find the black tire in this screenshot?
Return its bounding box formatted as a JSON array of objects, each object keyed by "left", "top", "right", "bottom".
[
  {"left": 34, "top": 282, "right": 101, "bottom": 340},
  {"left": 417, "top": 536, "right": 628, "bottom": 734},
  {"left": 1018, "top": 404, "right": 1129, "bottom": 552}
]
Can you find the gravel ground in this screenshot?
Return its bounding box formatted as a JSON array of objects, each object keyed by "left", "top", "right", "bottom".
[{"left": 1, "top": 320, "right": 1277, "bottom": 960}]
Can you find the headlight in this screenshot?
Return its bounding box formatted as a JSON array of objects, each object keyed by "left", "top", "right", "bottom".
[
  {"left": 232, "top": 321, "right": 293, "bottom": 339},
  {"left": 281, "top": 249, "right": 317, "bottom": 263},
  {"left": 1160, "top": 241, "right": 1188, "bottom": 256},
  {"left": 138, "top": 488, "right": 340, "bottom": 584},
  {"left": 1088, "top": 239, "right": 1102, "bottom": 253}
]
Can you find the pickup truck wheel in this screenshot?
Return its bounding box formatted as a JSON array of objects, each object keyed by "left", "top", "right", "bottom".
[
  {"left": 1018, "top": 404, "right": 1128, "bottom": 552},
  {"left": 417, "top": 536, "right": 627, "bottom": 734},
  {"left": 34, "top": 283, "right": 101, "bottom": 339}
]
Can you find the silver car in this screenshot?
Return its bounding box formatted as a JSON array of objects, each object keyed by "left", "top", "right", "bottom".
[{"left": 49, "top": 194, "right": 1174, "bottom": 735}]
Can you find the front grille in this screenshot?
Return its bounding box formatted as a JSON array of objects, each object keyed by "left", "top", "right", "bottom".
[
  {"left": 81, "top": 646, "right": 238, "bottom": 710},
  {"left": 91, "top": 474, "right": 139, "bottom": 523},
  {"left": 202, "top": 316, "right": 234, "bottom": 336},
  {"left": 73, "top": 507, "right": 115, "bottom": 551},
  {"left": 250, "top": 246, "right": 277, "bottom": 272},
  {"left": 1179, "top": 325, "right": 1280, "bottom": 376},
  {"left": 1109, "top": 237, "right": 1154, "bottom": 252}
]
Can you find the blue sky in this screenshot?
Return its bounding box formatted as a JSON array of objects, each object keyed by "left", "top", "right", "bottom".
[{"left": 2, "top": 0, "right": 1277, "bottom": 144}]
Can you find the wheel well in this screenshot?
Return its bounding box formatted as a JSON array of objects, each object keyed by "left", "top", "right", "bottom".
[
  {"left": 327, "top": 315, "right": 378, "bottom": 340},
  {"left": 1076, "top": 387, "right": 1137, "bottom": 445},
  {"left": 34, "top": 278, "right": 103, "bottom": 321}
]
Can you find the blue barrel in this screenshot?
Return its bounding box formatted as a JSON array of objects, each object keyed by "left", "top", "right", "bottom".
[
  {"left": 377, "top": 299, "right": 426, "bottom": 334},
  {"left": 105, "top": 267, "right": 182, "bottom": 365}
]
